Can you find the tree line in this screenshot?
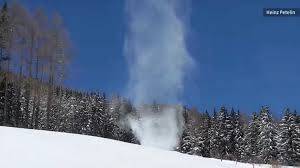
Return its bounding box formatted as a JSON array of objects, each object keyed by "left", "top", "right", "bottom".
[
  {"left": 0, "top": 2, "right": 299, "bottom": 167},
  {"left": 0, "top": 77, "right": 137, "bottom": 142},
  {"left": 179, "top": 106, "right": 300, "bottom": 166}
]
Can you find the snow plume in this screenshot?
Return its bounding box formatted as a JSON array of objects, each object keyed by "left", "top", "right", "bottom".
[
  {"left": 128, "top": 106, "right": 185, "bottom": 150},
  {"left": 124, "top": 0, "right": 193, "bottom": 150}
]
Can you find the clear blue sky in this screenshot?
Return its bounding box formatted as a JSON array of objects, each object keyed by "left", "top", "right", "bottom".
[{"left": 5, "top": 0, "right": 300, "bottom": 116}]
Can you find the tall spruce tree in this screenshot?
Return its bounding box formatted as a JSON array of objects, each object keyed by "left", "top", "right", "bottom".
[
  {"left": 277, "top": 109, "right": 294, "bottom": 165},
  {"left": 233, "top": 110, "right": 244, "bottom": 161},
  {"left": 216, "top": 106, "right": 227, "bottom": 160},
  {"left": 179, "top": 120, "right": 199, "bottom": 155},
  {"left": 257, "top": 106, "right": 277, "bottom": 164},
  {"left": 242, "top": 113, "right": 259, "bottom": 163},
  {"left": 224, "top": 108, "right": 235, "bottom": 160},
  {"left": 200, "top": 111, "right": 211, "bottom": 157},
  {"left": 209, "top": 108, "right": 219, "bottom": 158},
  {"left": 290, "top": 111, "right": 300, "bottom": 165}
]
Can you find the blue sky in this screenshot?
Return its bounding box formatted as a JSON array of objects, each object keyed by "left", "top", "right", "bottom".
[{"left": 6, "top": 0, "right": 300, "bottom": 116}]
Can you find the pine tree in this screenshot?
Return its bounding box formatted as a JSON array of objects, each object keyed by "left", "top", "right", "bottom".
[
  {"left": 90, "top": 92, "right": 107, "bottom": 137},
  {"left": 0, "top": 76, "right": 6, "bottom": 125},
  {"left": 242, "top": 113, "right": 259, "bottom": 163},
  {"left": 48, "top": 87, "right": 61, "bottom": 131},
  {"left": 18, "top": 81, "right": 27, "bottom": 127},
  {"left": 11, "top": 83, "right": 21, "bottom": 127},
  {"left": 179, "top": 123, "right": 198, "bottom": 155},
  {"left": 209, "top": 107, "right": 228, "bottom": 160},
  {"left": 257, "top": 106, "right": 277, "bottom": 164},
  {"left": 277, "top": 109, "right": 294, "bottom": 165},
  {"left": 200, "top": 111, "right": 211, "bottom": 157},
  {"left": 209, "top": 108, "right": 219, "bottom": 158},
  {"left": 290, "top": 111, "right": 300, "bottom": 165},
  {"left": 233, "top": 110, "right": 244, "bottom": 161},
  {"left": 218, "top": 107, "right": 228, "bottom": 160},
  {"left": 224, "top": 108, "right": 235, "bottom": 160},
  {"left": 5, "top": 82, "right": 14, "bottom": 126},
  {"left": 105, "top": 94, "right": 121, "bottom": 140},
  {"left": 178, "top": 108, "right": 204, "bottom": 156},
  {"left": 73, "top": 92, "right": 91, "bottom": 134},
  {"left": 38, "top": 85, "right": 49, "bottom": 129}
]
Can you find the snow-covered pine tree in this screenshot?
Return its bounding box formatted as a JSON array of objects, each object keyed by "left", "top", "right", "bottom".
[
  {"left": 32, "top": 80, "right": 42, "bottom": 129},
  {"left": 39, "top": 85, "right": 49, "bottom": 130},
  {"left": 23, "top": 80, "right": 32, "bottom": 128},
  {"left": 179, "top": 121, "right": 198, "bottom": 154},
  {"left": 199, "top": 111, "right": 211, "bottom": 157},
  {"left": 6, "top": 82, "right": 15, "bottom": 126},
  {"left": 242, "top": 113, "right": 259, "bottom": 163},
  {"left": 55, "top": 88, "right": 72, "bottom": 132},
  {"left": 0, "top": 76, "right": 6, "bottom": 125},
  {"left": 27, "top": 83, "right": 35, "bottom": 129},
  {"left": 48, "top": 86, "right": 61, "bottom": 131},
  {"left": 73, "top": 92, "right": 83, "bottom": 134},
  {"left": 74, "top": 92, "right": 91, "bottom": 134},
  {"left": 233, "top": 110, "right": 244, "bottom": 161},
  {"left": 12, "top": 83, "right": 21, "bottom": 127},
  {"left": 3, "top": 80, "right": 21, "bottom": 127},
  {"left": 90, "top": 92, "right": 109, "bottom": 138},
  {"left": 257, "top": 106, "right": 277, "bottom": 164},
  {"left": 209, "top": 108, "right": 219, "bottom": 158},
  {"left": 178, "top": 108, "right": 203, "bottom": 156},
  {"left": 212, "top": 106, "right": 227, "bottom": 160},
  {"left": 277, "top": 108, "right": 294, "bottom": 165},
  {"left": 19, "top": 81, "right": 27, "bottom": 128},
  {"left": 290, "top": 111, "right": 300, "bottom": 165},
  {"left": 224, "top": 108, "right": 235, "bottom": 160},
  {"left": 105, "top": 94, "right": 122, "bottom": 140},
  {"left": 57, "top": 89, "right": 73, "bottom": 132}
]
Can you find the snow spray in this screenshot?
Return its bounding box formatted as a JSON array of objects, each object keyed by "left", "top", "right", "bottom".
[{"left": 124, "top": 0, "right": 193, "bottom": 150}]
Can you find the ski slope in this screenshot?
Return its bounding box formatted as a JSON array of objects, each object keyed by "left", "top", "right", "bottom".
[{"left": 0, "top": 126, "right": 292, "bottom": 168}]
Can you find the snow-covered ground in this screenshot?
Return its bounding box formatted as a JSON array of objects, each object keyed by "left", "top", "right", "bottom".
[{"left": 0, "top": 126, "right": 293, "bottom": 168}]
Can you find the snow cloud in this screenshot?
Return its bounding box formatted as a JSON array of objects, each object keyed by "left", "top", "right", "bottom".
[{"left": 124, "top": 0, "right": 193, "bottom": 150}]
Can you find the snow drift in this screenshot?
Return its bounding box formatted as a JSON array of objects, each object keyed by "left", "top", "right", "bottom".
[{"left": 0, "top": 127, "right": 293, "bottom": 168}]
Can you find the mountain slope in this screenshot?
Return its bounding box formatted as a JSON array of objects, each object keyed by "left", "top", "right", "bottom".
[{"left": 0, "top": 126, "right": 291, "bottom": 168}]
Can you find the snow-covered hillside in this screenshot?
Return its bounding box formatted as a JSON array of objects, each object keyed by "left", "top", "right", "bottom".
[{"left": 0, "top": 127, "right": 292, "bottom": 168}]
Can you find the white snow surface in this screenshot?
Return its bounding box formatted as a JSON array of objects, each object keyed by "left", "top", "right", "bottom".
[{"left": 0, "top": 126, "right": 293, "bottom": 168}]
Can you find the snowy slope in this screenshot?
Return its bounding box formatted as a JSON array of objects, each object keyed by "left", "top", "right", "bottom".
[{"left": 0, "top": 126, "right": 292, "bottom": 168}]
